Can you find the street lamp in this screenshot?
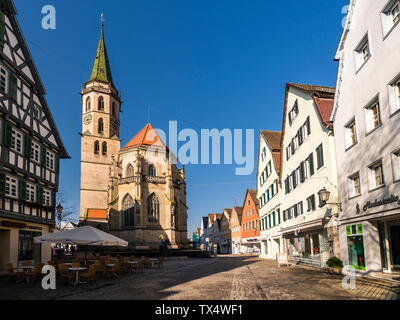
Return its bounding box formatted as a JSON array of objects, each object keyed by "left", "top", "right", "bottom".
[
  {"left": 56, "top": 203, "right": 63, "bottom": 229},
  {"left": 318, "top": 188, "right": 342, "bottom": 212}
]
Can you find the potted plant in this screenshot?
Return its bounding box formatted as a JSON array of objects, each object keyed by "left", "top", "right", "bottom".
[{"left": 326, "top": 257, "right": 344, "bottom": 275}]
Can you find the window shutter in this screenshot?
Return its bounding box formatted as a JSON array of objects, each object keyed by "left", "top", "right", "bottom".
[
  {"left": 9, "top": 73, "right": 17, "bottom": 101},
  {"left": 19, "top": 180, "right": 26, "bottom": 201},
  {"left": 51, "top": 191, "right": 56, "bottom": 207},
  {"left": 277, "top": 209, "right": 281, "bottom": 224},
  {"left": 0, "top": 10, "right": 5, "bottom": 50},
  {"left": 41, "top": 146, "right": 47, "bottom": 167},
  {"left": 55, "top": 154, "right": 60, "bottom": 174},
  {"left": 294, "top": 205, "right": 298, "bottom": 218},
  {"left": 3, "top": 120, "right": 12, "bottom": 147},
  {"left": 300, "top": 162, "right": 305, "bottom": 183},
  {"left": 306, "top": 116, "right": 311, "bottom": 135},
  {"left": 309, "top": 153, "right": 314, "bottom": 176},
  {"left": 388, "top": 84, "right": 398, "bottom": 114},
  {"left": 24, "top": 134, "right": 32, "bottom": 158},
  {"left": 0, "top": 172, "right": 5, "bottom": 195},
  {"left": 37, "top": 186, "right": 43, "bottom": 205},
  {"left": 311, "top": 195, "right": 316, "bottom": 211}
]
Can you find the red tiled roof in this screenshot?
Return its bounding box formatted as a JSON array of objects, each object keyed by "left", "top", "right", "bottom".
[
  {"left": 87, "top": 209, "right": 108, "bottom": 219},
  {"left": 313, "top": 96, "right": 334, "bottom": 128},
  {"left": 121, "top": 123, "right": 167, "bottom": 151},
  {"left": 272, "top": 152, "right": 281, "bottom": 176},
  {"left": 261, "top": 130, "right": 281, "bottom": 151},
  {"left": 247, "top": 189, "right": 258, "bottom": 206}
]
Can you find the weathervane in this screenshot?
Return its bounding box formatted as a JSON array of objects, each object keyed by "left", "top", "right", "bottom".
[{"left": 100, "top": 13, "right": 105, "bottom": 28}]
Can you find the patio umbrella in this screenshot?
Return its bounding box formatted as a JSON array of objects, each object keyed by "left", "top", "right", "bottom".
[{"left": 34, "top": 226, "right": 128, "bottom": 247}]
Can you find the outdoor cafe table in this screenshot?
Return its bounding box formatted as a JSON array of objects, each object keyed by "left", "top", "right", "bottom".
[
  {"left": 17, "top": 266, "right": 34, "bottom": 284},
  {"left": 68, "top": 267, "right": 87, "bottom": 286},
  {"left": 148, "top": 258, "right": 158, "bottom": 268},
  {"left": 127, "top": 261, "right": 138, "bottom": 275}
]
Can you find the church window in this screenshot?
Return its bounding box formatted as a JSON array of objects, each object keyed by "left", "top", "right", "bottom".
[
  {"left": 98, "top": 118, "right": 104, "bottom": 134},
  {"left": 86, "top": 97, "right": 91, "bottom": 112},
  {"left": 148, "top": 164, "right": 156, "bottom": 177},
  {"left": 126, "top": 164, "right": 134, "bottom": 177},
  {"left": 98, "top": 96, "right": 104, "bottom": 111},
  {"left": 94, "top": 141, "right": 100, "bottom": 155},
  {"left": 102, "top": 142, "right": 107, "bottom": 155},
  {"left": 123, "top": 194, "right": 140, "bottom": 227},
  {"left": 147, "top": 193, "right": 160, "bottom": 224},
  {"left": 112, "top": 102, "right": 116, "bottom": 117}
]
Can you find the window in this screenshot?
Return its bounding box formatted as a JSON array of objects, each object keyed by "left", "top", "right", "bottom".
[
  {"left": 46, "top": 150, "right": 55, "bottom": 171},
  {"left": 102, "top": 142, "right": 107, "bottom": 155},
  {"left": 365, "top": 100, "right": 381, "bottom": 133},
  {"left": 388, "top": 76, "right": 400, "bottom": 114},
  {"left": 98, "top": 96, "right": 104, "bottom": 111},
  {"left": 147, "top": 193, "right": 160, "bottom": 224},
  {"left": 382, "top": 0, "right": 400, "bottom": 35},
  {"left": 391, "top": 1, "right": 400, "bottom": 24},
  {"left": 354, "top": 35, "right": 370, "bottom": 71},
  {"left": 26, "top": 184, "right": 36, "bottom": 202},
  {"left": 345, "top": 119, "right": 357, "bottom": 149},
  {"left": 306, "top": 195, "right": 316, "bottom": 212},
  {"left": 392, "top": 149, "right": 400, "bottom": 182},
  {"left": 112, "top": 102, "right": 116, "bottom": 116},
  {"left": 316, "top": 144, "right": 324, "bottom": 170},
  {"left": 148, "top": 164, "right": 156, "bottom": 177},
  {"left": 43, "top": 189, "right": 51, "bottom": 206},
  {"left": 288, "top": 100, "right": 299, "bottom": 125},
  {"left": 86, "top": 97, "right": 91, "bottom": 112},
  {"left": 348, "top": 173, "right": 361, "bottom": 198},
  {"left": 123, "top": 194, "right": 140, "bottom": 227},
  {"left": 98, "top": 118, "right": 104, "bottom": 134},
  {"left": 126, "top": 164, "right": 134, "bottom": 177},
  {"left": 0, "top": 64, "right": 8, "bottom": 93},
  {"left": 368, "top": 161, "right": 385, "bottom": 190},
  {"left": 94, "top": 141, "right": 99, "bottom": 155},
  {"left": 11, "top": 128, "right": 22, "bottom": 153},
  {"left": 5, "top": 176, "right": 17, "bottom": 198}
]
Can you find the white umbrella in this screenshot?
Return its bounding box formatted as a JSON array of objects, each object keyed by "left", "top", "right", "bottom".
[{"left": 34, "top": 226, "right": 128, "bottom": 247}]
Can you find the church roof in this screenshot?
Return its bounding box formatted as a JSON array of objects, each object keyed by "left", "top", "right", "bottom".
[
  {"left": 88, "top": 26, "right": 114, "bottom": 86},
  {"left": 121, "top": 123, "right": 167, "bottom": 151}
]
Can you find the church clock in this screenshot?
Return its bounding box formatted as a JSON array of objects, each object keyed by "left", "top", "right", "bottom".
[{"left": 83, "top": 114, "right": 93, "bottom": 125}]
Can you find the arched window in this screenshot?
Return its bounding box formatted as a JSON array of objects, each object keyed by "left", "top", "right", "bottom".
[
  {"left": 123, "top": 194, "right": 140, "bottom": 227},
  {"left": 86, "top": 97, "right": 91, "bottom": 112},
  {"left": 98, "top": 96, "right": 104, "bottom": 111},
  {"left": 148, "top": 164, "right": 156, "bottom": 177},
  {"left": 173, "top": 197, "right": 178, "bottom": 229},
  {"left": 94, "top": 141, "right": 99, "bottom": 155},
  {"left": 98, "top": 118, "right": 104, "bottom": 134},
  {"left": 102, "top": 142, "right": 107, "bottom": 155},
  {"left": 147, "top": 193, "right": 160, "bottom": 224},
  {"left": 126, "top": 164, "right": 134, "bottom": 177}
]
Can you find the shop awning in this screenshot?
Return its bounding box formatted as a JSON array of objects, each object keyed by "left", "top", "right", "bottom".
[{"left": 280, "top": 218, "right": 324, "bottom": 235}]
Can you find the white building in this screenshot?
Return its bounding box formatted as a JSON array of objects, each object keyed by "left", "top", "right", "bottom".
[
  {"left": 257, "top": 130, "right": 284, "bottom": 259},
  {"left": 331, "top": 0, "right": 400, "bottom": 276},
  {"left": 280, "top": 83, "right": 340, "bottom": 268}
]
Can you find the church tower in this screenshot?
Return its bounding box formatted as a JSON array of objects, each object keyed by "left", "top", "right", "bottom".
[{"left": 79, "top": 20, "right": 121, "bottom": 225}]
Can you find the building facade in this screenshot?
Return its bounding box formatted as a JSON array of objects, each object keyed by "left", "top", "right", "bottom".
[
  {"left": 79, "top": 25, "right": 188, "bottom": 250},
  {"left": 219, "top": 209, "right": 231, "bottom": 254},
  {"left": 0, "top": 0, "right": 69, "bottom": 270},
  {"left": 230, "top": 206, "right": 242, "bottom": 254},
  {"left": 280, "top": 83, "right": 340, "bottom": 268},
  {"left": 257, "top": 130, "right": 284, "bottom": 259},
  {"left": 240, "top": 189, "right": 260, "bottom": 254},
  {"left": 332, "top": 0, "right": 400, "bottom": 275}
]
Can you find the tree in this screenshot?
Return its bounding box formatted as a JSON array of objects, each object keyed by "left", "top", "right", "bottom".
[{"left": 56, "top": 190, "right": 78, "bottom": 229}]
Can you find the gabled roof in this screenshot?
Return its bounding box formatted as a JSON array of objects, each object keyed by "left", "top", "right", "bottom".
[
  {"left": 121, "top": 123, "right": 167, "bottom": 151},
  {"left": 0, "top": 0, "right": 69, "bottom": 158},
  {"left": 88, "top": 26, "right": 114, "bottom": 87},
  {"left": 224, "top": 208, "right": 232, "bottom": 215},
  {"left": 247, "top": 189, "right": 258, "bottom": 206},
  {"left": 312, "top": 96, "right": 334, "bottom": 129},
  {"left": 272, "top": 152, "right": 281, "bottom": 177},
  {"left": 232, "top": 206, "right": 243, "bottom": 223},
  {"left": 286, "top": 83, "right": 336, "bottom": 97},
  {"left": 261, "top": 130, "right": 281, "bottom": 151}
]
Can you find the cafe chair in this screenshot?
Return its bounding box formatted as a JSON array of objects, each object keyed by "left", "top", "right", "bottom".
[
  {"left": 6, "top": 263, "right": 21, "bottom": 282},
  {"left": 25, "top": 263, "right": 44, "bottom": 284},
  {"left": 106, "top": 262, "right": 121, "bottom": 279},
  {"left": 80, "top": 264, "right": 98, "bottom": 285},
  {"left": 153, "top": 257, "right": 164, "bottom": 269},
  {"left": 58, "top": 263, "right": 74, "bottom": 284}
]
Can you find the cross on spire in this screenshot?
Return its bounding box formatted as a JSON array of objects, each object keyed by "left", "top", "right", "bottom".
[{"left": 100, "top": 13, "right": 105, "bottom": 28}]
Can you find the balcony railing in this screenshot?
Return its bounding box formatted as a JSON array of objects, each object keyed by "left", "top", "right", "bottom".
[
  {"left": 118, "top": 176, "right": 140, "bottom": 185},
  {"left": 143, "top": 176, "right": 166, "bottom": 184}
]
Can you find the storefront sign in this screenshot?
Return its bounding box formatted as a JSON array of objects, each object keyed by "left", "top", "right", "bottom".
[
  {"left": 357, "top": 195, "right": 400, "bottom": 214},
  {"left": 27, "top": 226, "right": 43, "bottom": 231},
  {"left": 1, "top": 221, "right": 27, "bottom": 229},
  {"left": 276, "top": 253, "right": 289, "bottom": 266}
]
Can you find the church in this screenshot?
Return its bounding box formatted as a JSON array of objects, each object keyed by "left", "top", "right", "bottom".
[{"left": 79, "top": 23, "right": 188, "bottom": 250}]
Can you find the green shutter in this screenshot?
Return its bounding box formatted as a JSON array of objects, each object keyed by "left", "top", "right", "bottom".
[
  {"left": 278, "top": 209, "right": 281, "bottom": 224},
  {"left": 37, "top": 186, "right": 43, "bottom": 205},
  {"left": 40, "top": 146, "right": 46, "bottom": 167},
  {"left": 0, "top": 172, "right": 6, "bottom": 195},
  {"left": 24, "top": 134, "right": 32, "bottom": 158},
  {"left": 51, "top": 191, "right": 56, "bottom": 207},
  {"left": 19, "top": 180, "right": 26, "bottom": 201},
  {"left": 0, "top": 11, "right": 5, "bottom": 50},
  {"left": 55, "top": 154, "right": 59, "bottom": 174},
  {"left": 3, "top": 120, "right": 12, "bottom": 147},
  {"left": 9, "top": 73, "right": 17, "bottom": 101}
]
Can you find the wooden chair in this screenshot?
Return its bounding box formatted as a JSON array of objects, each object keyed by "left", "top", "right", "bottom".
[
  {"left": 6, "top": 263, "right": 21, "bottom": 282},
  {"left": 58, "top": 263, "right": 74, "bottom": 284},
  {"left": 80, "top": 264, "right": 98, "bottom": 285},
  {"left": 153, "top": 257, "right": 164, "bottom": 268},
  {"left": 106, "top": 262, "right": 121, "bottom": 279},
  {"left": 71, "top": 262, "right": 81, "bottom": 268},
  {"left": 141, "top": 256, "right": 151, "bottom": 269},
  {"left": 25, "top": 263, "right": 44, "bottom": 284}
]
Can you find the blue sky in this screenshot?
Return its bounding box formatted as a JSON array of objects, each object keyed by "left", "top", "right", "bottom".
[{"left": 13, "top": 0, "right": 348, "bottom": 237}]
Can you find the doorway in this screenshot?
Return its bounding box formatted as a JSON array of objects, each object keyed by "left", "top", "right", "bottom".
[{"left": 390, "top": 225, "right": 400, "bottom": 270}]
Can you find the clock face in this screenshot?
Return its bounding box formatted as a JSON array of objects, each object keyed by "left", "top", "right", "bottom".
[{"left": 83, "top": 114, "right": 92, "bottom": 125}]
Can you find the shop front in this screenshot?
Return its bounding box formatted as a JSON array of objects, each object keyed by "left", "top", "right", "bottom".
[
  {"left": 0, "top": 218, "right": 52, "bottom": 270},
  {"left": 240, "top": 237, "right": 261, "bottom": 255}
]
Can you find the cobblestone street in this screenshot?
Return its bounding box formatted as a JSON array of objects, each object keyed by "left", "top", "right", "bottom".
[{"left": 1, "top": 256, "right": 399, "bottom": 300}]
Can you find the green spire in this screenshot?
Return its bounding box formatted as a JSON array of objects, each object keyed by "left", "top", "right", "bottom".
[{"left": 88, "top": 23, "right": 114, "bottom": 86}]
